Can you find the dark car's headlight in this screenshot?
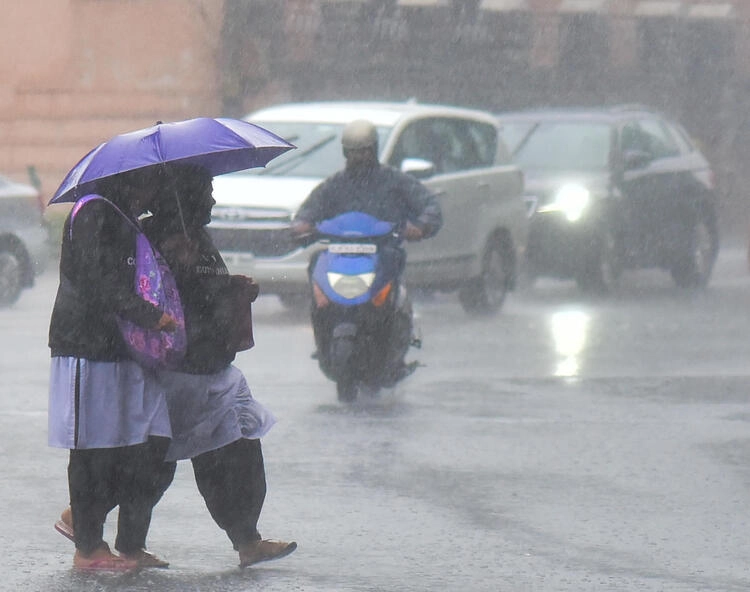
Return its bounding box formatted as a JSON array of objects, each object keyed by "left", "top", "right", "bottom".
[{"left": 538, "top": 183, "right": 591, "bottom": 222}]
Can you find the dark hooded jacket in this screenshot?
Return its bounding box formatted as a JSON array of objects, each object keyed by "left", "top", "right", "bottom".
[
  {"left": 49, "top": 197, "right": 164, "bottom": 360},
  {"left": 294, "top": 163, "right": 443, "bottom": 237},
  {"left": 143, "top": 214, "right": 238, "bottom": 375}
]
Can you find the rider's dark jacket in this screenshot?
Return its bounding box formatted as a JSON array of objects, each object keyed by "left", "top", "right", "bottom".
[{"left": 294, "top": 163, "right": 442, "bottom": 237}]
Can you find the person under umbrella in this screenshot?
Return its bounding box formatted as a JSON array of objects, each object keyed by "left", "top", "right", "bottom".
[
  {"left": 48, "top": 167, "right": 178, "bottom": 570},
  {"left": 48, "top": 118, "right": 295, "bottom": 570},
  {"left": 53, "top": 165, "right": 297, "bottom": 568},
  {"left": 145, "top": 164, "right": 296, "bottom": 567}
]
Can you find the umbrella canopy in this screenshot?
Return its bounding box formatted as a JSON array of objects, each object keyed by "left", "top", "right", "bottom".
[{"left": 50, "top": 117, "right": 295, "bottom": 204}]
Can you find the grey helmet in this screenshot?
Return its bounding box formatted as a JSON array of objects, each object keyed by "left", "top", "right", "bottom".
[{"left": 341, "top": 119, "right": 378, "bottom": 151}]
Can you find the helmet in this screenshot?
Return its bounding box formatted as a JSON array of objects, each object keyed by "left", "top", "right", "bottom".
[{"left": 341, "top": 120, "right": 378, "bottom": 151}]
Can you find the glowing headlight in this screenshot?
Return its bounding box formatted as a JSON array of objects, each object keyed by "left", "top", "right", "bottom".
[
  {"left": 327, "top": 272, "right": 376, "bottom": 299},
  {"left": 539, "top": 183, "right": 591, "bottom": 222}
]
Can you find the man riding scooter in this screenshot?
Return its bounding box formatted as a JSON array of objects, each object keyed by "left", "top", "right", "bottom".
[{"left": 291, "top": 119, "right": 442, "bottom": 392}]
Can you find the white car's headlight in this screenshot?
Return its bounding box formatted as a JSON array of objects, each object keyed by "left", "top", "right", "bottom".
[
  {"left": 539, "top": 183, "right": 591, "bottom": 222},
  {"left": 327, "top": 272, "right": 376, "bottom": 299}
]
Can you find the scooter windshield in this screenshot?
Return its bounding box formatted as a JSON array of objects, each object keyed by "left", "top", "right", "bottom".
[{"left": 317, "top": 211, "right": 394, "bottom": 239}]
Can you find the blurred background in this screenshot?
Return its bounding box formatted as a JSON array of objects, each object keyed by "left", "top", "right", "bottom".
[{"left": 1, "top": 0, "right": 748, "bottom": 240}]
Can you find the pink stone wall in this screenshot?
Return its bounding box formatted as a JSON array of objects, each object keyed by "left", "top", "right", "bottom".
[
  {"left": 2, "top": 0, "right": 749, "bottom": 208},
  {"left": 0, "top": 0, "right": 225, "bottom": 196}
]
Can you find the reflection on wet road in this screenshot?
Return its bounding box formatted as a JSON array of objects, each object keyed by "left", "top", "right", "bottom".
[
  {"left": 549, "top": 309, "right": 590, "bottom": 377},
  {"left": 3, "top": 247, "right": 750, "bottom": 590}
]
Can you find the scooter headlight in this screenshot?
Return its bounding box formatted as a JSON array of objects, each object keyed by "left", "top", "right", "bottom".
[
  {"left": 539, "top": 183, "right": 591, "bottom": 222},
  {"left": 327, "top": 272, "right": 376, "bottom": 299}
]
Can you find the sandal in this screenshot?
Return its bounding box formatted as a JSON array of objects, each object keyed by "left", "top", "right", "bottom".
[
  {"left": 239, "top": 539, "right": 297, "bottom": 568},
  {"left": 74, "top": 543, "right": 138, "bottom": 572},
  {"left": 58, "top": 508, "right": 167, "bottom": 568},
  {"left": 54, "top": 507, "right": 74, "bottom": 542},
  {"left": 120, "top": 548, "right": 169, "bottom": 568}
]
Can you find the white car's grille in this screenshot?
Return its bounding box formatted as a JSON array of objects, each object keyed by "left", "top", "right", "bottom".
[
  {"left": 208, "top": 207, "right": 298, "bottom": 257},
  {"left": 208, "top": 225, "right": 298, "bottom": 257}
]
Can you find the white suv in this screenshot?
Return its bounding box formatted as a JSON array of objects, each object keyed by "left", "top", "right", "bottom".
[{"left": 209, "top": 101, "right": 527, "bottom": 314}]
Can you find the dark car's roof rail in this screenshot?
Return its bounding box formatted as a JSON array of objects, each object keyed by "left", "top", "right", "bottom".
[
  {"left": 498, "top": 104, "right": 658, "bottom": 119},
  {"left": 608, "top": 103, "right": 657, "bottom": 114}
]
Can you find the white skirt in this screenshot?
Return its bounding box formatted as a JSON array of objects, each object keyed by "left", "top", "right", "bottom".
[
  {"left": 155, "top": 365, "right": 276, "bottom": 462},
  {"left": 48, "top": 357, "right": 171, "bottom": 450}
]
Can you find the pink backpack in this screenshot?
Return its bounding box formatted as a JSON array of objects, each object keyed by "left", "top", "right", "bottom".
[{"left": 70, "top": 194, "right": 187, "bottom": 369}]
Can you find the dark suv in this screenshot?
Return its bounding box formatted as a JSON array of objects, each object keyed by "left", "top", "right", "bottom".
[{"left": 497, "top": 106, "right": 719, "bottom": 291}]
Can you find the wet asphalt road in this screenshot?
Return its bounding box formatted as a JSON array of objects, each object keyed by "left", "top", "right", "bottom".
[{"left": 3, "top": 246, "right": 750, "bottom": 591}]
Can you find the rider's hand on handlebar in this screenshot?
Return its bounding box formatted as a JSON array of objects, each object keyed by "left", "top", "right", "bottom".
[
  {"left": 403, "top": 221, "right": 424, "bottom": 242},
  {"left": 290, "top": 220, "right": 318, "bottom": 247},
  {"left": 291, "top": 220, "right": 313, "bottom": 237}
]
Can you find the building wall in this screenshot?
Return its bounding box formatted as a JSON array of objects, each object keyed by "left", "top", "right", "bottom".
[
  {"left": 1, "top": 0, "right": 749, "bottom": 236},
  {"left": 0, "top": 0, "right": 224, "bottom": 195}
]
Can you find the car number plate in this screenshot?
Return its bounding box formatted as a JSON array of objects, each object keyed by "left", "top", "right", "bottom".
[{"left": 328, "top": 243, "right": 377, "bottom": 254}]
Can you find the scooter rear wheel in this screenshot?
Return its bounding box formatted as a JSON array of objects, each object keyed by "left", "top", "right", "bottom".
[{"left": 336, "top": 379, "right": 357, "bottom": 403}]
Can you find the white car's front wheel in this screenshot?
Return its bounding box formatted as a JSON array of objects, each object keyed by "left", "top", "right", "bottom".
[{"left": 458, "top": 238, "right": 512, "bottom": 316}]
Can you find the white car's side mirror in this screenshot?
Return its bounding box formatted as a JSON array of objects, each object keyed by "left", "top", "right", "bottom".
[{"left": 401, "top": 158, "right": 436, "bottom": 179}]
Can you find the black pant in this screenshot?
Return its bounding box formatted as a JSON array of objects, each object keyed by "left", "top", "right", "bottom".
[
  {"left": 68, "top": 436, "right": 176, "bottom": 555},
  {"left": 191, "top": 438, "right": 266, "bottom": 549}
]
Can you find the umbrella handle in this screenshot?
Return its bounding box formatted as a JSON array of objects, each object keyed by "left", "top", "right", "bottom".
[{"left": 158, "top": 163, "right": 189, "bottom": 238}]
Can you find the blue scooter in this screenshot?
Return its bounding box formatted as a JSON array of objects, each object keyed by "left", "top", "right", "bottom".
[{"left": 308, "top": 211, "right": 418, "bottom": 402}]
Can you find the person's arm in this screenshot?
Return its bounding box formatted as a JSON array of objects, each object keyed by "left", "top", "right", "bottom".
[
  {"left": 290, "top": 219, "right": 314, "bottom": 237},
  {"left": 292, "top": 178, "right": 334, "bottom": 236},
  {"left": 400, "top": 173, "right": 443, "bottom": 240}
]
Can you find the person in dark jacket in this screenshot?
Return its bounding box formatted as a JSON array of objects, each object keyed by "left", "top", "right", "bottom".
[
  {"left": 48, "top": 168, "right": 178, "bottom": 570},
  {"left": 292, "top": 119, "right": 442, "bottom": 241},
  {"left": 143, "top": 164, "right": 296, "bottom": 568},
  {"left": 291, "top": 119, "right": 442, "bottom": 384}
]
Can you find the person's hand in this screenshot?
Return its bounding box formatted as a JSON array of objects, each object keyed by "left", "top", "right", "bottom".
[
  {"left": 403, "top": 221, "right": 424, "bottom": 241},
  {"left": 155, "top": 313, "right": 178, "bottom": 332},
  {"left": 290, "top": 220, "right": 318, "bottom": 247},
  {"left": 291, "top": 220, "right": 313, "bottom": 236},
  {"left": 233, "top": 275, "right": 260, "bottom": 303}
]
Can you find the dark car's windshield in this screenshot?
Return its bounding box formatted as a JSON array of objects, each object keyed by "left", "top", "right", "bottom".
[
  {"left": 497, "top": 122, "right": 536, "bottom": 154},
  {"left": 501, "top": 121, "right": 611, "bottom": 171},
  {"left": 238, "top": 121, "right": 392, "bottom": 178}
]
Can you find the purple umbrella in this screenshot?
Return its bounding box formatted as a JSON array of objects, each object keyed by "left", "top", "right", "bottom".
[{"left": 50, "top": 117, "right": 295, "bottom": 204}]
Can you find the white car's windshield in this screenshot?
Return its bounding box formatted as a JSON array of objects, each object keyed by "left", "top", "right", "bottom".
[
  {"left": 502, "top": 121, "right": 611, "bottom": 171},
  {"left": 239, "top": 121, "right": 392, "bottom": 178}
]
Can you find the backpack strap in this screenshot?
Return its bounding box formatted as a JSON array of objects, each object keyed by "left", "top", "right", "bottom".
[{"left": 69, "top": 193, "right": 141, "bottom": 239}]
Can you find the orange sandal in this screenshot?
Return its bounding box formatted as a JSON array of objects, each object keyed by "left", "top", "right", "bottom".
[
  {"left": 73, "top": 543, "right": 138, "bottom": 572},
  {"left": 54, "top": 507, "right": 74, "bottom": 542},
  {"left": 120, "top": 548, "right": 169, "bottom": 568}
]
